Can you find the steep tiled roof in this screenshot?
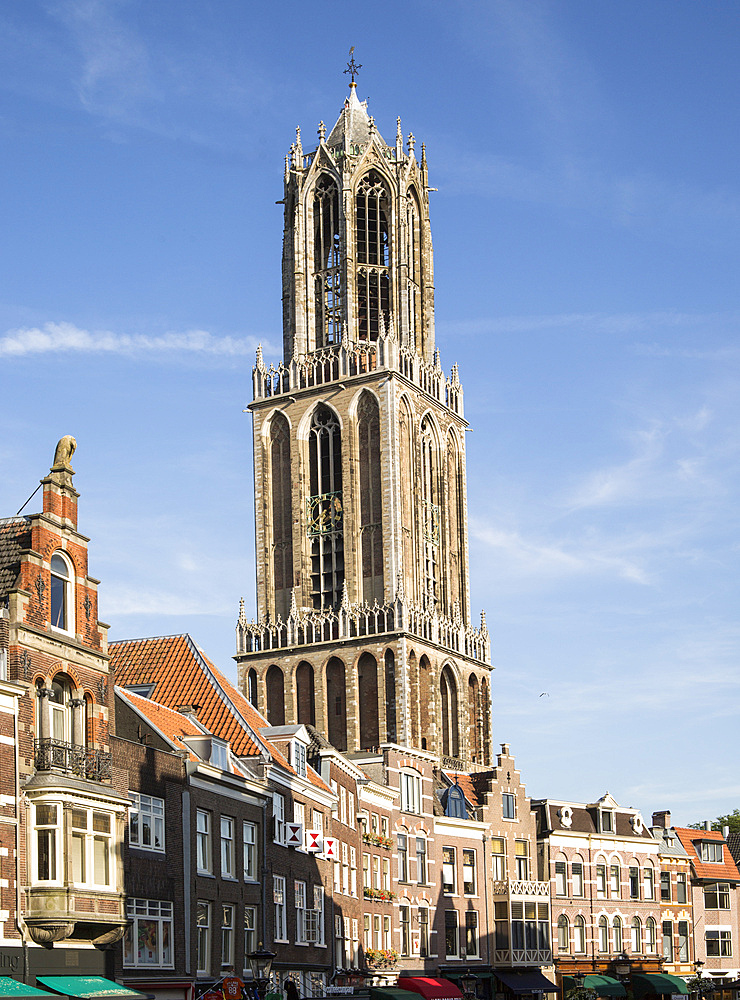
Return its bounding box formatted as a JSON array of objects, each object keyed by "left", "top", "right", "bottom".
[
  {"left": 674, "top": 827, "right": 740, "bottom": 881},
  {"left": 727, "top": 831, "right": 740, "bottom": 867},
  {"left": 0, "top": 517, "right": 31, "bottom": 599},
  {"left": 444, "top": 771, "right": 480, "bottom": 808},
  {"left": 117, "top": 687, "right": 204, "bottom": 762},
  {"left": 110, "top": 635, "right": 263, "bottom": 758},
  {"left": 326, "top": 87, "right": 387, "bottom": 150},
  {"left": 109, "top": 634, "right": 331, "bottom": 793}
]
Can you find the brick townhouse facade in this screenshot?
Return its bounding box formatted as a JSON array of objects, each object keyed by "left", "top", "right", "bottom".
[{"left": 0, "top": 439, "right": 128, "bottom": 981}]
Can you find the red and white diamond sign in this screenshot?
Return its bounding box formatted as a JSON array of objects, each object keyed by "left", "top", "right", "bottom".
[
  {"left": 323, "top": 836, "right": 337, "bottom": 859},
  {"left": 305, "top": 829, "right": 323, "bottom": 852},
  {"left": 285, "top": 822, "right": 303, "bottom": 847}
]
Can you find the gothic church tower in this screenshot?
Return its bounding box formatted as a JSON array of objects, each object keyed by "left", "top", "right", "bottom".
[{"left": 236, "top": 79, "right": 492, "bottom": 765}]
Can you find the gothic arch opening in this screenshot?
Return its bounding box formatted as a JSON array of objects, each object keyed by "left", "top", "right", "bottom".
[
  {"left": 399, "top": 397, "right": 415, "bottom": 602},
  {"left": 357, "top": 652, "right": 379, "bottom": 749},
  {"left": 357, "top": 391, "right": 384, "bottom": 604},
  {"left": 266, "top": 665, "right": 285, "bottom": 726},
  {"left": 440, "top": 664, "right": 459, "bottom": 757},
  {"left": 384, "top": 649, "right": 396, "bottom": 743},
  {"left": 295, "top": 661, "right": 315, "bottom": 726},
  {"left": 446, "top": 430, "right": 465, "bottom": 620},
  {"left": 408, "top": 649, "right": 419, "bottom": 747},
  {"left": 355, "top": 170, "right": 391, "bottom": 341},
  {"left": 468, "top": 673, "right": 480, "bottom": 762},
  {"left": 481, "top": 676, "right": 491, "bottom": 765},
  {"left": 308, "top": 404, "right": 344, "bottom": 609},
  {"left": 406, "top": 187, "right": 422, "bottom": 353},
  {"left": 419, "top": 655, "right": 432, "bottom": 751},
  {"left": 313, "top": 175, "right": 343, "bottom": 347},
  {"left": 326, "top": 656, "right": 347, "bottom": 751},
  {"left": 420, "top": 415, "right": 441, "bottom": 608},
  {"left": 270, "top": 412, "right": 293, "bottom": 620},
  {"left": 247, "top": 668, "right": 258, "bottom": 708}
]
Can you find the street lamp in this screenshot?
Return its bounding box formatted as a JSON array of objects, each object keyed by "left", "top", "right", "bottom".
[
  {"left": 247, "top": 943, "right": 276, "bottom": 1000},
  {"left": 460, "top": 973, "right": 477, "bottom": 999}
]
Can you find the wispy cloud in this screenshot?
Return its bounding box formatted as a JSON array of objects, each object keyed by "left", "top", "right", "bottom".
[{"left": 0, "top": 321, "right": 268, "bottom": 358}]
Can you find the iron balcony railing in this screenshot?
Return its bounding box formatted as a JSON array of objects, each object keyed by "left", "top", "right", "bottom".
[{"left": 34, "top": 738, "right": 112, "bottom": 781}]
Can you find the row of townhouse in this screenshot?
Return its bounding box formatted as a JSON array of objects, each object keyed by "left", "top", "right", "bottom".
[{"left": 2, "top": 448, "right": 740, "bottom": 1000}]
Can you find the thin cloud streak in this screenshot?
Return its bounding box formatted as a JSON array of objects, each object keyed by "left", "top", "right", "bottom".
[{"left": 0, "top": 321, "right": 267, "bottom": 358}]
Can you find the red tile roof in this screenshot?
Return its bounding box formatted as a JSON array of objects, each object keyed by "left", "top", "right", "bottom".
[
  {"left": 118, "top": 688, "right": 204, "bottom": 762},
  {"left": 110, "top": 634, "right": 330, "bottom": 793},
  {"left": 674, "top": 827, "right": 740, "bottom": 881},
  {"left": 445, "top": 771, "right": 480, "bottom": 808}
]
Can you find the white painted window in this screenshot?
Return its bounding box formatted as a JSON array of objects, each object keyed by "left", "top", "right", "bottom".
[
  {"left": 124, "top": 898, "right": 173, "bottom": 968},
  {"left": 129, "top": 793, "right": 164, "bottom": 852}
]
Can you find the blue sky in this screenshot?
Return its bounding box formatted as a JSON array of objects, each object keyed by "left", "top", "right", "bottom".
[{"left": 2, "top": 0, "right": 739, "bottom": 826}]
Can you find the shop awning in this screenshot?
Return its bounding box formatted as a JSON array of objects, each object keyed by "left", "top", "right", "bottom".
[
  {"left": 36, "top": 978, "right": 153, "bottom": 1000},
  {"left": 562, "top": 977, "right": 625, "bottom": 998},
  {"left": 494, "top": 973, "right": 558, "bottom": 994},
  {"left": 0, "top": 981, "right": 58, "bottom": 998},
  {"left": 371, "top": 990, "right": 424, "bottom": 1000},
  {"left": 632, "top": 975, "right": 689, "bottom": 998},
  {"left": 397, "top": 978, "right": 464, "bottom": 1000}
]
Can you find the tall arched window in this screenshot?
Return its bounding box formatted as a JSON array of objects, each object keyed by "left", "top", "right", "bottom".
[
  {"left": 357, "top": 652, "right": 379, "bottom": 748},
  {"left": 646, "top": 917, "right": 657, "bottom": 955},
  {"left": 446, "top": 431, "right": 465, "bottom": 617},
  {"left": 50, "top": 551, "right": 74, "bottom": 632},
  {"left": 384, "top": 649, "right": 396, "bottom": 742},
  {"left": 266, "top": 665, "right": 285, "bottom": 726},
  {"left": 406, "top": 189, "right": 421, "bottom": 350},
  {"left": 326, "top": 657, "right": 346, "bottom": 751},
  {"left": 408, "top": 650, "right": 419, "bottom": 747},
  {"left": 357, "top": 392, "right": 384, "bottom": 604},
  {"left": 270, "top": 413, "right": 293, "bottom": 620},
  {"left": 247, "top": 668, "right": 258, "bottom": 708},
  {"left": 418, "top": 656, "right": 431, "bottom": 751},
  {"left": 50, "top": 674, "right": 73, "bottom": 743},
  {"left": 631, "top": 916, "right": 642, "bottom": 953},
  {"left": 440, "top": 665, "right": 459, "bottom": 757},
  {"left": 613, "top": 916, "right": 623, "bottom": 952},
  {"left": 399, "top": 399, "right": 415, "bottom": 600},
  {"left": 420, "top": 417, "right": 439, "bottom": 607},
  {"left": 574, "top": 915, "right": 586, "bottom": 954},
  {"left": 599, "top": 916, "right": 609, "bottom": 953},
  {"left": 356, "top": 171, "right": 391, "bottom": 341},
  {"left": 295, "top": 662, "right": 315, "bottom": 726},
  {"left": 557, "top": 915, "right": 570, "bottom": 953},
  {"left": 468, "top": 674, "right": 480, "bottom": 762},
  {"left": 314, "top": 175, "right": 342, "bottom": 347},
  {"left": 308, "top": 405, "right": 343, "bottom": 609}
]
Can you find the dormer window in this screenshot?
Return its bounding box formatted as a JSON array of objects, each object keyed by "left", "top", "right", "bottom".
[
  {"left": 210, "top": 740, "right": 230, "bottom": 771},
  {"left": 600, "top": 810, "right": 614, "bottom": 833},
  {"left": 698, "top": 841, "right": 723, "bottom": 863},
  {"left": 292, "top": 741, "right": 307, "bottom": 778},
  {"left": 445, "top": 785, "right": 466, "bottom": 819},
  {"left": 50, "top": 551, "right": 74, "bottom": 632}
]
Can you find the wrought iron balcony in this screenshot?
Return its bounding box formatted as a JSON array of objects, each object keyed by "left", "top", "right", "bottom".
[{"left": 34, "top": 738, "right": 112, "bottom": 781}]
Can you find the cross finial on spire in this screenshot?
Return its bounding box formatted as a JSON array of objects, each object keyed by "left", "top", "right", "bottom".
[{"left": 344, "top": 46, "right": 362, "bottom": 86}]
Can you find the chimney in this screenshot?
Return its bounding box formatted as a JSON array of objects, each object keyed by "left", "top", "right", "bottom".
[
  {"left": 652, "top": 811, "right": 671, "bottom": 829},
  {"left": 500, "top": 743, "right": 510, "bottom": 756},
  {"left": 704, "top": 820, "right": 712, "bottom": 831},
  {"left": 722, "top": 826, "right": 730, "bottom": 839},
  {"left": 177, "top": 704, "right": 200, "bottom": 718}
]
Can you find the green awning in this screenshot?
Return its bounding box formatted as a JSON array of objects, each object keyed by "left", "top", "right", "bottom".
[
  {"left": 36, "top": 979, "right": 151, "bottom": 1000},
  {"left": 632, "top": 975, "right": 689, "bottom": 998},
  {"left": 370, "top": 990, "right": 425, "bottom": 1000},
  {"left": 563, "top": 977, "right": 626, "bottom": 998},
  {"left": 0, "top": 981, "right": 57, "bottom": 998}
]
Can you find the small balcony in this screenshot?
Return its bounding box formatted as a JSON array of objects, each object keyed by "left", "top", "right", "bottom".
[{"left": 34, "top": 738, "right": 112, "bottom": 781}]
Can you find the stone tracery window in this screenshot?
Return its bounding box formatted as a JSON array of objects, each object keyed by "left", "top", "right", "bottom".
[
  {"left": 406, "top": 188, "right": 421, "bottom": 349},
  {"left": 420, "top": 416, "right": 439, "bottom": 607},
  {"left": 356, "top": 171, "right": 391, "bottom": 341},
  {"left": 440, "top": 665, "right": 459, "bottom": 757},
  {"left": 270, "top": 413, "right": 293, "bottom": 620},
  {"left": 357, "top": 391, "right": 384, "bottom": 604},
  {"left": 314, "top": 175, "right": 343, "bottom": 347},
  {"left": 307, "top": 405, "right": 344, "bottom": 609}
]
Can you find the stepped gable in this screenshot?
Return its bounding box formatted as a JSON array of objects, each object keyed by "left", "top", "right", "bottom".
[
  {"left": 674, "top": 827, "right": 740, "bottom": 881},
  {"left": 0, "top": 516, "right": 31, "bottom": 598}
]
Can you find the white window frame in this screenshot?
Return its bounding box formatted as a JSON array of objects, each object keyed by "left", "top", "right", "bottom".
[
  {"left": 293, "top": 740, "right": 307, "bottom": 778},
  {"left": 502, "top": 791, "right": 516, "bottom": 819},
  {"left": 444, "top": 909, "right": 459, "bottom": 958},
  {"left": 274, "top": 874, "right": 287, "bottom": 941},
  {"left": 128, "top": 792, "right": 165, "bottom": 852},
  {"left": 463, "top": 847, "right": 477, "bottom": 895},
  {"left": 32, "top": 801, "right": 61, "bottom": 884},
  {"left": 196, "top": 900, "right": 211, "bottom": 975},
  {"left": 273, "top": 793, "right": 285, "bottom": 846},
  {"left": 221, "top": 903, "right": 234, "bottom": 969},
  {"left": 572, "top": 859, "right": 584, "bottom": 896},
  {"left": 50, "top": 550, "right": 74, "bottom": 634},
  {"left": 243, "top": 821, "right": 257, "bottom": 881},
  {"left": 221, "top": 815, "right": 235, "bottom": 879},
  {"left": 442, "top": 846, "right": 456, "bottom": 895},
  {"left": 196, "top": 809, "right": 212, "bottom": 874},
  {"left": 243, "top": 905, "right": 257, "bottom": 971},
  {"left": 400, "top": 771, "right": 421, "bottom": 814},
  {"left": 465, "top": 910, "right": 480, "bottom": 958},
  {"left": 124, "top": 898, "right": 174, "bottom": 968},
  {"left": 70, "top": 806, "right": 113, "bottom": 888},
  {"left": 295, "top": 879, "right": 307, "bottom": 944}
]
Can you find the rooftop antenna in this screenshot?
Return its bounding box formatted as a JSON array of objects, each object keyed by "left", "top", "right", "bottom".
[{"left": 344, "top": 46, "right": 362, "bottom": 86}]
